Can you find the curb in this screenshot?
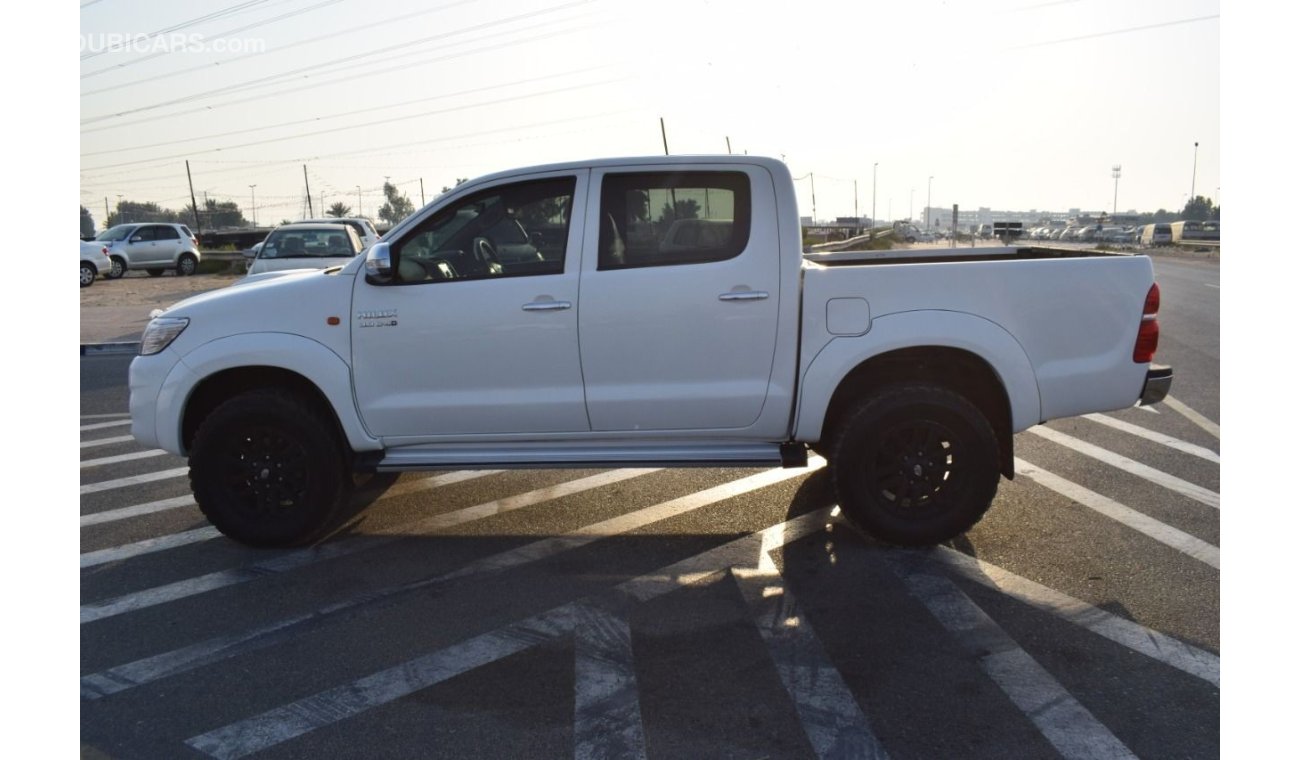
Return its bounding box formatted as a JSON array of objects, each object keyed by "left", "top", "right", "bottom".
[{"left": 82, "top": 342, "right": 141, "bottom": 356}]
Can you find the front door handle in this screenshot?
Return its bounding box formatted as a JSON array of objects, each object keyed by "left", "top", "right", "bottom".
[
  {"left": 718, "top": 291, "right": 769, "bottom": 301},
  {"left": 522, "top": 300, "right": 572, "bottom": 311}
]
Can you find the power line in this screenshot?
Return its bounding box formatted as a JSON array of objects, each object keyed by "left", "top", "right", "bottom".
[
  {"left": 82, "top": 65, "right": 610, "bottom": 157},
  {"left": 81, "top": 77, "right": 624, "bottom": 172},
  {"left": 80, "top": 1, "right": 591, "bottom": 123},
  {"left": 80, "top": 20, "right": 596, "bottom": 137},
  {"left": 80, "top": 0, "right": 272, "bottom": 61},
  {"left": 1009, "top": 14, "right": 1218, "bottom": 50},
  {"left": 81, "top": 0, "right": 346, "bottom": 78},
  {"left": 80, "top": 0, "right": 544, "bottom": 97}
]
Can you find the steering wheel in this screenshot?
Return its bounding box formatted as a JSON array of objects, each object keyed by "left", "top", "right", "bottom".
[
  {"left": 471, "top": 237, "right": 504, "bottom": 276},
  {"left": 417, "top": 258, "right": 457, "bottom": 281}
]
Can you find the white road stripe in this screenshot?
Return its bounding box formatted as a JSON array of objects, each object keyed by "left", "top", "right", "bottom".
[
  {"left": 1082, "top": 414, "right": 1219, "bottom": 463},
  {"left": 573, "top": 604, "right": 647, "bottom": 760},
  {"left": 81, "top": 434, "right": 136, "bottom": 449},
  {"left": 181, "top": 509, "right": 838, "bottom": 759},
  {"left": 733, "top": 568, "right": 890, "bottom": 759},
  {"left": 81, "top": 495, "right": 197, "bottom": 527},
  {"left": 81, "top": 469, "right": 656, "bottom": 624},
  {"left": 81, "top": 419, "right": 133, "bottom": 432},
  {"left": 889, "top": 556, "right": 1137, "bottom": 760},
  {"left": 81, "top": 528, "right": 222, "bottom": 569},
  {"left": 186, "top": 607, "right": 579, "bottom": 760},
  {"left": 77, "top": 470, "right": 494, "bottom": 530},
  {"left": 82, "top": 464, "right": 826, "bottom": 694},
  {"left": 928, "top": 547, "right": 1220, "bottom": 687},
  {"left": 81, "top": 413, "right": 132, "bottom": 420},
  {"left": 1161, "top": 396, "right": 1220, "bottom": 439},
  {"left": 80, "top": 467, "right": 189, "bottom": 495},
  {"left": 1026, "top": 426, "right": 1219, "bottom": 509},
  {"left": 1205, "top": 283, "right": 1219, "bottom": 289},
  {"left": 81, "top": 449, "right": 168, "bottom": 468},
  {"left": 1015, "top": 458, "right": 1219, "bottom": 568}
]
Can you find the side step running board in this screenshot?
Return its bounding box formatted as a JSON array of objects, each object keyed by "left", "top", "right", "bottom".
[{"left": 365, "top": 442, "right": 805, "bottom": 472}]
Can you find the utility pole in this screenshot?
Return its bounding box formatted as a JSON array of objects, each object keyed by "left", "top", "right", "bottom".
[
  {"left": 1190, "top": 141, "right": 1199, "bottom": 203},
  {"left": 104, "top": 197, "right": 110, "bottom": 227},
  {"left": 249, "top": 184, "right": 257, "bottom": 227},
  {"left": 853, "top": 180, "right": 859, "bottom": 227},
  {"left": 420, "top": 178, "right": 426, "bottom": 206},
  {"left": 726, "top": 136, "right": 732, "bottom": 155},
  {"left": 185, "top": 160, "right": 202, "bottom": 234},
  {"left": 303, "top": 165, "right": 314, "bottom": 217},
  {"left": 660, "top": 117, "right": 669, "bottom": 155},
  {"left": 909, "top": 188, "right": 914, "bottom": 223},
  {"left": 357, "top": 185, "right": 362, "bottom": 218}
]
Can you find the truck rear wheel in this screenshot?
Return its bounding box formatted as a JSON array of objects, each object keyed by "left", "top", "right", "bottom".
[
  {"left": 189, "top": 389, "right": 348, "bottom": 547},
  {"left": 829, "top": 385, "right": 1000, "bottom": 546}
]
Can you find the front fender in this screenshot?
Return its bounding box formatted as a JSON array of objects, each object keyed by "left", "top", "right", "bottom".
[
  {"left": 793, "top": 310, "right": 1042, "bottom": 441},
  {"left": 155, "top": 332, "right": 381, "bottom": 455}
]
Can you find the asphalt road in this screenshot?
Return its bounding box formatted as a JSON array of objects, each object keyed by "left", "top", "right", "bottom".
[{"left": 80, "top": 256, "right": 1219, "bottom": 759}]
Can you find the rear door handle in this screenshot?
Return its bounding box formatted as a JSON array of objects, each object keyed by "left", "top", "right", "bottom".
[
  {"left": 718, "top": 291, "right": 769, "bottom": 301},
  {"left": 522, "top": 300, "right": 572, "bottom": 311}
]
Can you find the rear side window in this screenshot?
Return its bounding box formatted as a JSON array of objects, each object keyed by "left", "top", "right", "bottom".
[
  {"left": 153, "top": 225, "right": 180, "bottom": 240},
  {"left": 599, "top": 171, "right": 751, "bottom": 270}
]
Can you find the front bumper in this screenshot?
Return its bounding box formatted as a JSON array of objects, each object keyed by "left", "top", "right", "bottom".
[{"left": 1139, "top": 365, "right": 1173, "bottom": 406}]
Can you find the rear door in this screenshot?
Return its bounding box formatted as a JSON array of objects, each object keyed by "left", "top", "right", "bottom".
[
  {"left": 151, "top": 224, "right": 182, "bottom": 264},
  {"left": 577, "top": 164, "right": 782, "bottom": 432}
]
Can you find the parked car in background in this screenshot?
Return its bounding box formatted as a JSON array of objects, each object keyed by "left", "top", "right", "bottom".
[
  {"left": 80, "top": 240, "right": 111, "bottom": 288},
  {"left": 94, "top": 223, "right": 201, "bottom": 278},
  {"left": 244, "top": 223, "right": 363, "bottom": 276},
  {"left": 299, "top": 217, "right": 381, "bottom": 250}
]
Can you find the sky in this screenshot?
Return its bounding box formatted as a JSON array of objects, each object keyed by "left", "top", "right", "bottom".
[{"left": 78, "top": 0, "right": 1220, "bottom": 227}]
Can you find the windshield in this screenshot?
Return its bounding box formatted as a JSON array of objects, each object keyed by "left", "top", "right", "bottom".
[
  {"left": 260, "top": 228, "right": 359, "bottom": 259},
  {"left": 94, "top": 225, "right": 135, "bottom": 242}
]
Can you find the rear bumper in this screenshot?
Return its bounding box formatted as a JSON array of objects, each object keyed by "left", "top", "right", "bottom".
[{"left": 1139, "top": 365, "right": 1173, "bottom": 406}]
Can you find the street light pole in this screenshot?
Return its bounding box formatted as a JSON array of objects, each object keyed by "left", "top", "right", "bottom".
[
  {"left": 249, "top": 185, "right": 257, "bottom": 227},
  {"left": 1190, "top": 141, "right": 1199, "bottom": 202},
  {"left": 357, "top": 185, "right": 363, "bottom": 218},
  {"left": 1111, "top": 166, "right": 1120, "bottom": 216},
  {"left": 926, "top": 176, "right": 934, "bottom": 230}
]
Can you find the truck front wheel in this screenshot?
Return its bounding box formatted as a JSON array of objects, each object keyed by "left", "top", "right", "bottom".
[
  {"left": 189, "top": 389, "right": 349, "bottom": 547},
  {"left": 829, "top": 385, "right": 1000, "bottom": 546}
]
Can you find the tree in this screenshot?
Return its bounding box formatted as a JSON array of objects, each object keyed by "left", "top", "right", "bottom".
[
  {"left": 378, "top": 182, "right": 416, "bottom": 224},
  {"left": 441, "top": 178, "right": 468, "bottom": 193},
  {"left": 658, "top": 198, "right": 701, "bottom": 224},
  {"left": 80, "top": 206, "right": 95, "bottom": 237},
  {"left": 327, "top": 202, "right": 352, "bottom": 218},
  {"left": 107, "top": 201, "right": 179, "bottom": 227},
  {"left": 182, "top": 199, "right": 247, "bottom": 229},
  {"left": 1180, "top": 195, "right": 1218, "bottom": 222}
]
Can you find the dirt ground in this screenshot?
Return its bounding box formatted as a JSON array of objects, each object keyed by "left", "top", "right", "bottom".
[{"left": 80, "top": 271, "right": 243, "bottom": 344}]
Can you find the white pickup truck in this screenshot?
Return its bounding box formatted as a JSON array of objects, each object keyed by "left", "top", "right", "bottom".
[{"left": 129, "top": 155, "right": 1171, "bottom": 548}]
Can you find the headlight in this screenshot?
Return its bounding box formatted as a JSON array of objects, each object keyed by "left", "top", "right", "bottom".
[{"left": 140, "top": 317, "right": 189, "bottom": 356}]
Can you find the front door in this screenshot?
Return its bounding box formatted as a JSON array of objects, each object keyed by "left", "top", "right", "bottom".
[{"left": 351, "top": 172, "right": 590, "bottom": 440}]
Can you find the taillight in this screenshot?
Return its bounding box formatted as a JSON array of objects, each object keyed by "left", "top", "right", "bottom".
[
  {"left": 1133, "top": 283, "right": 1160, "bottom": 363},
  {"left": 191, "top": 237, "right": 199, "bottom": 247},
  {"left": 101, "top": 246, "right": 108, "bottom": 255}
]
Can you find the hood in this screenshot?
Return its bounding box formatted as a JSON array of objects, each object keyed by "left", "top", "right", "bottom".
[{"left": 247, "top": 254, "right": 359, "bottom": 276}]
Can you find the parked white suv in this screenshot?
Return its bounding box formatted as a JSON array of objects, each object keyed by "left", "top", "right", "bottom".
[{"left": 94, "top": 223, "right": 202, "bottom": 278}]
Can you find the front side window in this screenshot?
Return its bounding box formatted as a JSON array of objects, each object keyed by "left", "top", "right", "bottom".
[
  {"left": 598, "top": 171, "right": 751, "bottom": 270},
  {"left": 391, "top": 176, "right": 575, "bottom": 284},
  {"left": 95, "top": 225, "right": 135, "bottom": 242},
  {"left": 130, "top": 226, "right": 157, "bottom": 243}
]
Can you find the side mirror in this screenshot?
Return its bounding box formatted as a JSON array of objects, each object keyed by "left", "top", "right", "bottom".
[
  {"left": 241, "top": 248, "right": 258, "bottom": 259},
  {"left": 529, "top": 231, "right": 545, "bottom": 248},
  {"left": 130, "top": 236, "right": 144, "bottom": 243},
  {"left": 364, "top": 241, "right": 394, "bottom": 284}
]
